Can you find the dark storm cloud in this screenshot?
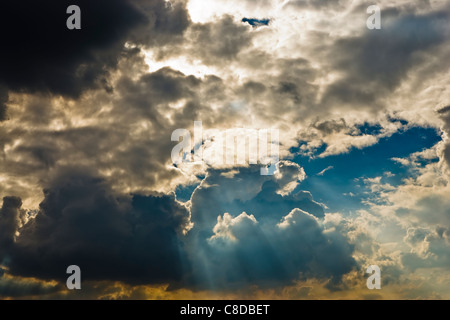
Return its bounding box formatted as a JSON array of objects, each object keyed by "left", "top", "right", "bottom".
[
  {"left": 0, "top": 197, "right": 27, "bottom": 257},
  {"left": 0, "top": 0, "right": 191, "bottom": 98},
  {"left": 2, "top": 168, "right": 190, "bottom": 285},
  {"left": 0, "top": 87, "right": 8, "bottom": 121},
  {"left": 322, "top": 9, "right": 449, "bottom": 107},
  {"left": 0, "top": 0, "right": 143, "bottom": 97}
]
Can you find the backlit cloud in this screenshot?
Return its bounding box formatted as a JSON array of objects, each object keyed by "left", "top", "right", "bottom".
[{"left": 0, "top": 0, "right": 449, "bottom": 299}]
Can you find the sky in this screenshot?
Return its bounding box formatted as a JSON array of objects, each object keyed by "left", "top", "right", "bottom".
[{"left": 0, "top": 0, "right": 449, "bottom": 300}]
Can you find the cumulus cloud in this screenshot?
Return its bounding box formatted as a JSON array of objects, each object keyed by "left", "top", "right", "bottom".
[
  {"left": 174, "top": 165, "right": 359, "bottom": 290},
  {"left": 402, "top": 226, "right": 450, "bottom": 271},
  {"left": 188, "top": 207, "right": 355, "bottom": 289},
  {"left": 189, "top": 166, "right": 324, "bottom": 235},
  {"left": 274, "top": 161, "right": 306, "bottom": 195},
  {"left": 1, "top": 168, "right": 190, "bottom": 285}
]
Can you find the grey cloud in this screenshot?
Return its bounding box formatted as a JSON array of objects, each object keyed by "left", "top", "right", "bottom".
[
  {"left": 0, "top": 197, "right": 27, "bottom": 257},
  {"left": 0, "top": 165, "right": 357, "bottom": 290},
  {"left": 131, "top": 0, "right": 191, "bottom": 46},
  {"left": 402, "top": 226, "right": 450, "bottom": 271},
  {"left": 312, "top": 118, "right": 349, "bottom": 135},
  {"left": 3, "top": 168, "right": 190, "bottom": 285},
  {"left": 0, "top": 0, "right": 191, "bottom": 98},
  {"left": 188, "top": 15, "right": 253, "bottom": 65},
  {"left": 0, "top": 86, "right": 8, "bottom": 121},
  {"left": 271, "top": 58, "right": 319, "bottom": 121},
  {"left": 151, "top": 14, "right": 252, "bottom": 66},
  {"left": 1, "top": 0, "right": 448, "bottom": 298},
  {"left": 396, "top": 193, "right": 450, "bottom": 227},
  {"left": 0, "top": 62, "right": 224, "bottom": 200},
  {"left": 438, "top": 106, "right": 450, "bottom": 169},
  {"left": 437, "top": 105, "right": 450, "bottom": 115},
  {"left": 0, "top": 276, "right": 63, "bottom": 299},
  {"left": 116, "top": 67, "right": 202, "bottom": 125},
  {"left": 322, "top": 9, "right": 449, "bottom": 108},
  {"left": 228, "top": 55, "right": 321, "bottom": 123}
]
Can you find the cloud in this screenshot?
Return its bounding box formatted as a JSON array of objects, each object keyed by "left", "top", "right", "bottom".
[
  {"left": 189, "top": 166, "right": 325, "bottom": 234},
  {"left": 0, "top": 0, "right": 191, "bottom": 97},
  {"left": 181, "top": 166, "right": 356, "bottom": 289},
  {"left": 322, "top": 8, "right": 450, "bottom": 108},
  {"left": 438, "top": 106, "right": 450, "bottom": 170},
  {"left": 274, "top": 161, "right": 306, "bottom": 195},
  {"left": 189, "top": 207, "right": 356, "bottom": 290},
  {"left": 0, "top": 86, "right": 8, "bottom": 121},
  {"left": 0, "top": 197, "right": 27, "bottom": 258},
  {"left": 0, "top": 164, "right": 359, "bottom": 292},
  {"left": 402, "top": 226, "right": 450, "bottom": 271},
  {"left": 0, "top": 274, "right": 62, "bottom": 299},
  {"left": 317, "top": 166, "right": 334, "bottom": 176},
  {"left": 0, "top": 0, "right": 449, "bottom": 299},
  {"left": 2, "top": 168, "right": 190, "bottom": 285},
  {"left": 0, "top": 61, "right": 217, "bottom": 207},
  {"left": 187, "top": 15, "right": 252, "bottom": 65}
]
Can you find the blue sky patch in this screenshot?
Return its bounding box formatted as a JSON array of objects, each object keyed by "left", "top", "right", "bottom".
[
  {"left": 291, "top": 126, "right": 442, "bottom": 213},
  {"left": 242, "top": 18, "right": 270, "bottom": 27}
]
